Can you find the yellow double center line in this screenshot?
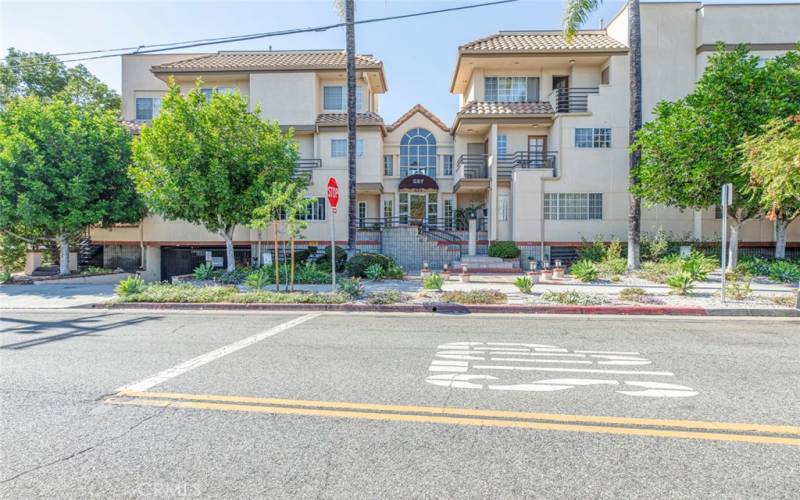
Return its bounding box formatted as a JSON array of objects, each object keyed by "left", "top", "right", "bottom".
[{"left": 107, "top": 390, "right": 800, "bottom": 446}]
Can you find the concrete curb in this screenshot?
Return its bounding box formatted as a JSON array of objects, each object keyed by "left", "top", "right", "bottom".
[{"left": 97, "top": 302, "right": 800, "bottom": 317}]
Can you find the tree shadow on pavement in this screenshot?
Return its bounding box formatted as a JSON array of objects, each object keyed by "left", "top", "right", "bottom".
[{"left": 0, "top": 313, "right": 161, "bottom": 350}]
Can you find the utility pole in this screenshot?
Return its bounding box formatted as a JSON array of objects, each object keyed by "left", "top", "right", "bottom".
[{"left": 345, "top": 0, "right": 357, "bottom": 253}]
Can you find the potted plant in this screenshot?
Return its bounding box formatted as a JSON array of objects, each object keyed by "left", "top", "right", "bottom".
[
  {"left": 459, "top": 264, "right": 470, "bottom": 282},
  {"left": 552, "top": 259, "right": 564, "bottom": 279}
]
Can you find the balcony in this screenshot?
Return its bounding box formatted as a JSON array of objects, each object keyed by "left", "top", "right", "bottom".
[
  {"left": 454, "top": 154, "right": 489, "bottom": 193},
  {"left": 548, "top": 87, "right": 599, "bottom": 113},
  {"left": 497, "top": 151, "right": 558, "bottom": 179},
  {"left": 292, "top": 159, "right": 321, "bottom": 184}
]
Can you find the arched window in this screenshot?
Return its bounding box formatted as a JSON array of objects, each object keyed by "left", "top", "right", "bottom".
[{"left": 400, "top": 128, "right": 436, "bottom": 178}]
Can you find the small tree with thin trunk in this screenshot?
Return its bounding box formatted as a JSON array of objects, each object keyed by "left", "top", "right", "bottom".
[
  {"left": 131, "top": 82, "right": 297, "bottom": 272},
  {"left": 0, "top": 97, "right": 142, "bottom": 275},
  {"left": 283, "top": 185, "right": 312, "bottom": 291},
  {"left": 740, "top": 115, "right": 800, "bottom": 259},
  {"left": 251, "top": 181, "right": 293, "bottom": 291}
]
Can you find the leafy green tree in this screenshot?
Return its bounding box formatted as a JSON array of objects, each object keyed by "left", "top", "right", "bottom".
[
  {"left": 0, "top": 48, "right": 120, "bottom": 111},
  {"left": 741, "top": 115, "right": 800, "bottom": 259},
  {"left": 633, "top": 45, "right": 800, "bottom": 268},
  {"left": 0, "top": 97, "right": 142, "bottom": 275},
  {"left": 132, "top": 82, "right": 298, "bottom": 272},
  {"left": 0, "top": 232, "right": 26, "bottom": 272}
]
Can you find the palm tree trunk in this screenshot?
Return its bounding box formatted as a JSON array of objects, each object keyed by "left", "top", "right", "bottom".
[
  {"left": 58, "top": 234, "right": 70, "bottom": 276},
  {"left": 775, "top": 217, "right": 787, "bottom": 260},
  {"left": 627, "top": 0, "right": 642, "bottom": 271},
  {"left": 345, "top": 0, "right": 357, "bottom": 253}
]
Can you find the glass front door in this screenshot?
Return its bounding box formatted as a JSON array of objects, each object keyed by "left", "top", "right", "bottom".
[{"left": 399, "top": 193, "right": 438, "bottom": 226}]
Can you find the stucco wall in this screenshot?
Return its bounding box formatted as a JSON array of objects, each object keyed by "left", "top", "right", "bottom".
[{"left": 249, "top": 72, "right": 317, "bottom": 126}]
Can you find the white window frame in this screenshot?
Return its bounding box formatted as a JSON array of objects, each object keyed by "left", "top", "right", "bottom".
[
  {"left": 443, "top": 155, "right": 453, "bottom": 176},
  {"left": 544, "top": 193, "right": 603, "bottom": 220},
  {"left": 323, "top": 85, "right": 364, "bottom": 112},
  {"left": 498, "top": 194, "right": 509, "bottom": 221},
  {"left": 575, "top": 128, "right": 612, "bottom": 149},
  {"left": 383, "top": 155, "right": 394, "bottom": 176},
  {"left": 331, "top": 139, "right": 364, "bottom": 158},
  {"left": 485, "top": 76, "right": 528, "bottom": 102},
  {"left": 135, "top": 96, "right": 162, "bottom": 121},
  {"left": 383, "top": 198, "right": 393, "bottom": 221}
]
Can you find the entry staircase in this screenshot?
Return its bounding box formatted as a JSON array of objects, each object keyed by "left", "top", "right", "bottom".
[{"left": 378, "top": 225, "right": 521, "bottom": 272}]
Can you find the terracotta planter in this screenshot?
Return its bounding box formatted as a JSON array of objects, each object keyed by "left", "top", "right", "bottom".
[
  {"left": 421, "top": 269, "right": 432, "bottom": 278},
  {"left": 526, "top": 271, "right": 540, "bottom": 284},
  {"left": 459, "top": 273, "right": 471, "bottom": 283},
  {"left": 552, "top": 267, "right": 564, "bottom": 279},
  {"left": 541, "top": 269, "right": 553, "bottom": 280},
  {"left": 441, "top": 271, "right": 450, "bottom": 281}
]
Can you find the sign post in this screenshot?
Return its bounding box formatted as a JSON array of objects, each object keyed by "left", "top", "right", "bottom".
[
  {"left": 720, "top": 183, "right": 733, "bottom": 303},
  {"left": 326, "top": 177, "right": 340, "bottom": 291}
]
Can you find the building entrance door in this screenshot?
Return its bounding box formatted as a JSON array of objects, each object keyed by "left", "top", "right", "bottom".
[{"left": 399, "top": 192, "right": 439, "bottom": 226}]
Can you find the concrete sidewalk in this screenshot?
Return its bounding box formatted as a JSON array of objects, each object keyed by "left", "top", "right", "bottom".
[{"left": 0, "top": 284, "right": 116, "bottom": 309}]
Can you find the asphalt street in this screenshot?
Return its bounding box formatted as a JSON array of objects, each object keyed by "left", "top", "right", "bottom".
[{"left": 1, "top": 309, "right": 799, "bottom": 499}]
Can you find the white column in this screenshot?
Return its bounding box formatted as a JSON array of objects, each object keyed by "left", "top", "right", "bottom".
[
  {"left": 488, "top": 123, "right": 498, "bottom": 241},
  {"left": 468, "top": 219, "right": 477, "bottom": 256},
  {"left": 693, "top": 210, "right": 702, "bottom": 240}
]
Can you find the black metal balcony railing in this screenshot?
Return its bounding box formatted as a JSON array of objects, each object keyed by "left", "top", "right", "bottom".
[
  {"left": 356, "top": 217, "right": 488, "bottom": 233},
  {"left": 292, "top": 159, "right": 321, "bottom": 183},
  {"left": 497, "top": 151, "right": 558, "bottom": 178},
  {"left": 455, "top": 154, "right": 489, "bottom": 179},
  {"left": 548, "top": 87, "right": 600, "bottom": 113}
]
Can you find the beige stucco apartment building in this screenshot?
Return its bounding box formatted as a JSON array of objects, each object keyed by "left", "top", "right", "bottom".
[{"left": 91, "top": 1, "right": 800, "bottom": 280}]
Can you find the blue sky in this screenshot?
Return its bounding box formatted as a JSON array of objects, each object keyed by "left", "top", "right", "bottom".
[{"left": 0, "top": 0, "right": 778, "bottom": 124}]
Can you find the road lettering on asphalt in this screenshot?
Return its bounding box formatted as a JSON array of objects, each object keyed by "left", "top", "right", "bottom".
[{"left": 425, "top": 342, "right": 697, "bottom": 398}]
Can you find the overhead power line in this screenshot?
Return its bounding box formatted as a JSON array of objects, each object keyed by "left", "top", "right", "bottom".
[{"left": 41, "top": 0, "right": 518, "bottom": 65}]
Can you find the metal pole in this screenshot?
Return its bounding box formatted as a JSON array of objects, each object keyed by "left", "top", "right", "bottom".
[
  {"left": 720, "top": 191, "right": 728, "bottom": 303},
  {"left": 331, "top": 207, "right": 337, "bottom": 291}
]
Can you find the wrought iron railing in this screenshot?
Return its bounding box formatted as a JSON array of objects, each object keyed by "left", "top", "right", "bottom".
[
  {"left": 548, "top": 87, "right": 600, "bottom": 113},
  {"left": 497, "top": 151, "right": 558, "bottom": 178},
  {"left": 357, "top": 216, "right": 488, "bottom": 233},
  {"left": 456, "top": 154, "right": 489, "bottom": 179},
  {"left": 292, "top": 159, "right": 322, "bottom": 183}
]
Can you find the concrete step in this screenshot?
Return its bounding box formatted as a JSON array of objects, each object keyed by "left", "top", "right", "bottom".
[{"left": 451, "top": 259, "right": 518, "bottom": 270}]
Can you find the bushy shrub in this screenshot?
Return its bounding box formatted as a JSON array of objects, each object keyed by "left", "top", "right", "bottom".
[
  {"left": 214, "top": 267, "right": 251, "bottom": 285},
  {"left": 577, "top": 235, "right": 607, "bottom": 262},
  {"left": 293, "top": 248, "right": 314, "bottom": 266},
  {"left": 82, "top": 266, "right": 113, "bottom": 275},
  {"left": 513, "top": 276, "right": 534, "bottom": 294},
  {"left": 231, "top": 291, "right": 347, "bottom": 304},
  {"left": 541, "top": 289, "right": 609, "bottom": 305},
  {"left": 598, "top": 258, "right": 627, "bottom": 278},
  {"left": 384, "top": 263, "right": 404, "bottom": 280},
  {"left": 441, "top": 290, "right": 507, "bottom": 304},
  {"left": 345, "top": 252, "right": 394, "bottom": 278},
  {"left": 619, "top": 287, "right": 647, "bottom": 302},
  {"left": 641, "top": 228, "right": 671, "bottom": 262},
  {"left": 605, "top": 237, "right": 622, "bottom": 260},
  {"left": 0, "top": 270, "right": 12, "bottom": 283},
  {"left": 666, "top": 271, "right": 695, "bottom": 295},
  {"left": 338, "top": 277, "right": 364, "bottom": 299},
  {"left": 570, "top": 260, "right": 599, "bottom": 282},
  {"left": 767, "top": 260, "right": 800, "bottom": 283},
  {"left": 119, "top": 283, "right": 238, "bottom": 303},
  {"left": 295, "top": 263, "right": 330, "bottom": 284},
  {"left": 682, "top": 251, "right": 716, "bottom": 281},
  {"left": 423, "top": 273, "right": 444, "bottom": 290},
  {"left": 245, "top": 267, "right": 272, "bottom": 290},
  {"left": 193, "top": 262, "right": 216, "bottom": 280},
  {"left": 736, "top": 256, "right": 771, "bottom": 276},
  {"left": 364, "top": 263, "right": 385, "bottom": 281},
  {"left": 115, "top": 275, "right": 145, "bottom": 296},
  {"left": 318, "top": 246, "right": 347, "bottom": 272},
  {"left": 366, "top": 291, "right": 404, "bottom": 305},
  {"left": 488, "top": 241, "right": 521, "bottom": 259}
]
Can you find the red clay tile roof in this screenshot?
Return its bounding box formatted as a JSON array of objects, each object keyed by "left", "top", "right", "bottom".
[
  {"left": 459, "top": 31, "right": 627, "bottom": 53},
  {"left": 152, "top": 50, "right": 383, "bottom": 72},
  {"left": 316, "top": 112, "right": 385, "bottom": 126},
  {"left": 458, "top": 101, "right": 554, "bottom": 116},
  {"left": 388, "top": 104, "right": 450, "bottom": 133},
  {"left": 119, "top": 120, "right": 143, "bottom": 134}
]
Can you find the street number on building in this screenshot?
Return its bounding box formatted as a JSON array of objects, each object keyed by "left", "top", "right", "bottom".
[{"left": 327, "top": 177, "right": 339, "bottom": 213}]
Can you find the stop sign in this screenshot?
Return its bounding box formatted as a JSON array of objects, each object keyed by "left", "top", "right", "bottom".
[{"left": 326, "top": 177, "right": 339, "bottom": 210}]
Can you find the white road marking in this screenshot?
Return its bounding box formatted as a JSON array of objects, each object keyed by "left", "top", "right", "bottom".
[
  {"left": 472, "top": 365, "right": 674, "bottom": 376},
  {"left": 617, "top": 381, "right": 699, "bottom": 398},
  {"left": 488, "top": 383, "right": 572, "bottom": 392},
  {"left": 574, "top": 350, "right": 641, "bottom": 355},
  {"left": 426, "top": 374, "right": 497, "bottom": 389},
  {"left": 482, "top": 352, "right": 588, "bottom": 358},
  {"left": 435, "top": 354, "right": 485, "bottom": 361},
  {"left": 115, "top": 313, "right": 320, "bottom": 393},
  {"left": 489, "top": 357, "right": 593, "bottom": 364},
  {"left": 486, "top": 343, "right": 557, "bottom": 348}
]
